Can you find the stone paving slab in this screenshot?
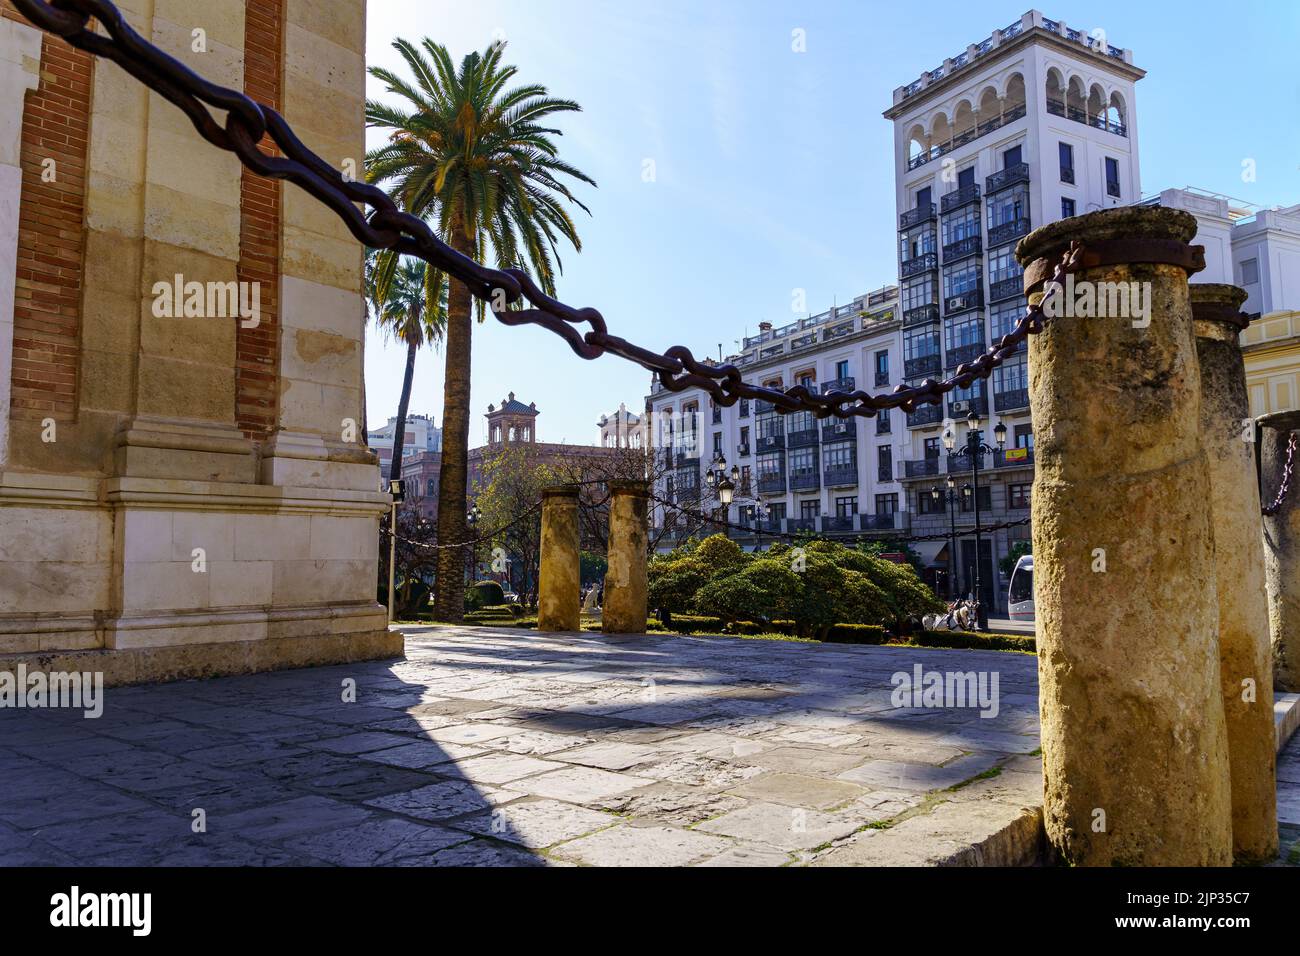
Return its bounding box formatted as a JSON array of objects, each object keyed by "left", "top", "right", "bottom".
[{"left": 1, "top": 624, "right": 1296, "bottom": 866}]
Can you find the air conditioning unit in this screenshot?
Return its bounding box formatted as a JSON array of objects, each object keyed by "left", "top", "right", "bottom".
[
  {"left": 950, "top": 296, "right": 968, "bottom": 310},
  {"left": 950, "top": 400, "right": 970, "bottom": 414}
]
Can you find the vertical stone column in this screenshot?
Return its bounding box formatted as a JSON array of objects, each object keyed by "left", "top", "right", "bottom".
[
  {"left": 1260, "top": 409, "right": 1300, "bottom": 694},
  {"left": 603, "top": 481, "right": 649, "bottom": 634},
  {"left": 1191, "top": 283, "right": 1277, "bottom": 863},
  {"left": 1016, "top": 207, "right": 1232, "bottom": 866},
  {"left": 538, "top": 485, "right": 580, "bottom": 632}
]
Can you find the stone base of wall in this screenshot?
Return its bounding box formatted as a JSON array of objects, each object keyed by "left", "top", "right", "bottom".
[{"left": 0, "top": 621, "right": 403, "bottom": 687}]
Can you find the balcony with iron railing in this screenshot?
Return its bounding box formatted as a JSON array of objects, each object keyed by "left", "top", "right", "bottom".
[
  {"left": 994, "top": 388, "right": 1030, "bottom": 412},
  {"left": 900, "top": 251, "right": 937, "bottom": 278},
  {"left": 986, "top": 163, "right": 1029, "bottom": 194},
  {"left": 994, "top": 446, "right": 1035, "bottom": 468},
  {"left": 823, "top": 515, "right": 856, "bottom": 533},
  {"left": 1046, "top": 98, "right": 1128, "bottom": 137},
  {"left": 904, "top": 353, "right": 941, "bottom": 379},
  {"left": 942, "top": 235, "right": 981, "bottom": 264},
  {"left": 944, "top": 286, "right": 983, "bottom": 315},
  {"left": 946, "top": 341, "right": 986, "bottom": 369},
  {"left": 822, "top": 322, "right": 855, "bottom": 342},
  {"left": 786, "top": 517, "right": 817, "bottom": 534},
  {"left": 757, "top": 473, "right": 786, "bottom": 495},
  {"left": 877, "top": 465, "right": 893, "bottom": 482},
  {"left": 821, "top": 419, "right": 855, "bottom": 441},
  {"left": 907, "top": 104, "right": 1027, "bottom": 171},
  {"left": 946, "top": 395, "right": 988, "bottom": 419},
  {"left": 736, "top": 442, "right": 751, "bottom": 457},
  {"left": 823, "top": 464, "right": 858, "bottom": 487},
  {"left": 875, "top": 370, "right": 891, "bottom": 387},
  {"left": 755, "top": 398, "right": 777, "bottom": 413},
  {"left": 903, "top": 303, "right": 940, "bottom": 327},
  {"left": 900, "top": 203, "right": 937, "bottom": 230},
  {"left": 790, "top": 470, "right": 821, "bottom": 492},
  {"left": 941, "top": 182, "right": 981, "bottom": 213},
  {"left": 823, "top": 376, "right": 855, "bottom": 395},
  {"left": 989, "top": 276, "right": 1024, "bottom": 303},
  {"left": 947, "top": 449, "right": 989, "bottom": 473},
  {"left": 902, "top": 458, "right": 941, "bottom": 479},
  {"left": 988, "top": 217, "right": 1031, "bottom": 248},
  {"left": 787, "top": 427, "right": 819, "bottom": 449},
  {"left": 907, "top": 404, "right": 944, "bottom": 428},
  {"left": 860, "top": 511, "right": 911, "bottom": 532}
]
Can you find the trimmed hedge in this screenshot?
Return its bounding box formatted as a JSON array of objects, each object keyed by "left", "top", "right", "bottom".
[{"left": 906, "top": 629, "right": 1036, "bottom": 653}]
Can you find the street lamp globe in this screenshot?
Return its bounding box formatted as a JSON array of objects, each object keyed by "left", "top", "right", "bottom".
[
  {"left": 966, "top": 409, "right": 981, "bottom": 434},
  {"left": 943, "top": 427, "right": 956, "bottom": 452},
  {"left": 717, "top": 478, "right": 735, "bottom": 506},
  {"left": 994, "top": 421, "right": 1007, "bottom": 448},
  {"left": 946, "top": 474, "right": 956, "bottom": 490}
]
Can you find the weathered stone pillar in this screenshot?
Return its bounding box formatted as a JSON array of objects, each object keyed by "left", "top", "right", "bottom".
[
  {"left": 1191, "top": 283, "right": 1277, "bottom": 863},
  {"left": 603, "top": 481, "right": 650, "bottom": 633},
  {"left": 537, "top": 485, "right": 581, "bottom": 632},
  {"left": 1260, "top": 409, "right": 1300, "bottom": 694},
  {"left": 1016, "top": 207, "right": 1232, "bottom": 866}
]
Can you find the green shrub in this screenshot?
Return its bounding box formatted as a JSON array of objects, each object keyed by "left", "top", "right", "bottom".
[
  {"left": 907, "top": 629, "right": 1036, "bottom": 653},
  {"left": 824, "top": 623, "right": 889, "bottom": 644},
  {"left": 662, "top": 613, "right": 725, "bottom": 635}
]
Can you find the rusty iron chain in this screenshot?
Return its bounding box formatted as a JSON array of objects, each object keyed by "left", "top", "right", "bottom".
[
  {"left": 14, "top": 0, "right": 1087, "bottom": 421},
  {"left": 1262, "top": 432, "right": 1297, "bottom": 518}
]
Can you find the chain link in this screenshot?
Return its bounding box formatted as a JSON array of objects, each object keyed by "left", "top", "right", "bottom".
[{"left": 13, "top": 0, "right": 1083, "bottom": 421}]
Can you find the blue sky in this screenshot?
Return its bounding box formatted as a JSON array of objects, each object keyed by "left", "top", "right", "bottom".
[{"left": 363, "top": 0, "right": 1300, "bottom": 445}]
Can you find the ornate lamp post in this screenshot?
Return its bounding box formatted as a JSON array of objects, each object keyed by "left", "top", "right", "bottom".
[
  {"left": 753, "top": 500, "right": 769, "bottom": 552},
  {"left": 465, "top": 504, "right": 482, "bottom": 584},
  {"left": 929, "top": 475, "right": 960, "bottom": 599},
  {"left": 704, "top": 455, "right": 738, "bottom": 534},
  {"left": 943, "top": 411, "right": 1006, "bottom": 629}
]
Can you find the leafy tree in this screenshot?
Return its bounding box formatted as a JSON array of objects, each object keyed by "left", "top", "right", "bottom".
[
  {"left": 367, "top": 38, "right": 595, "bottom": 621},
  {"left": 1000, "top": 539, "right": 1032, "bottom": 577}
]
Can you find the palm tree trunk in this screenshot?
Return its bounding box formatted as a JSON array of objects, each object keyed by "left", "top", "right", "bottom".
[
  {"left": 433, "top": 227, "right": 476, "bottom": 622},
  {"left": 389, "top": 338, "right": 418, "bottom": 483}
]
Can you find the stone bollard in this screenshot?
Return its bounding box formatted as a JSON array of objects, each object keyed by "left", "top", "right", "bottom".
[
  {"left": 1259, "top": 409, "right": 1300, "bottom": 694},
  {"left": 537, "top": 485, "right": 581, "bottom": 632},
  {"left": 1191, "top": 283, "right": 1277, "bottom": 864},
  {"left": 603, "top": 481, "right": 650, "bottom": 634},
  {"left": 1015, "top": 206, "right": 1232, "bottom": 866}
]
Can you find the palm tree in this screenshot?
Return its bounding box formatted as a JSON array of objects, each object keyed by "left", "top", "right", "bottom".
[
  {"left": 368, "top": 256, "right": 443, "bottom": 486},
  {"left": 365, "top": 38, "right": 595, "bottom": 621}
]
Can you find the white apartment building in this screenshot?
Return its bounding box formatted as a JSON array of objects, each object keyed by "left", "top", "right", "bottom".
[
  {"left": 646, "top": 11, "right": 1146, "bottom": 611},
  {"left": 367, "top": 412, "right": 442, "bottom": 473},
  {"left": 598, "top": 403, "right": 646, "bottom": 449}
]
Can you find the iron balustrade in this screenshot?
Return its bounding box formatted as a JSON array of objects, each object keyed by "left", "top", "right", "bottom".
[
  {"left": 736, "top": 443, "right": 751, "bottom": 456},
  {"left": 900, "top": 203, "right": 937, "bottom": 229},
  {"left": 822, "top": 515, "right": 855, "bottom": 532},
  {"left": 903, "top": 458, "right": 941, "bottom": 479},
  {"left": 942, "top": 235, "right": 982, "bottom": 263},
  {"left": 901, "top": 252, "right": 937, "bottom": 278},
  {"left": 994, "top": 446, "right": 1035, "bottom": 467},
  {"left": 945, "top": 287, "right": 984, "bottom": 314},
  {"left": 1060, "top": 167, "right": 1075, "bottom": 185},
  {"left": 757, "top": 474, "right": 787, "bottom": 494},
  {"left": 986, "top": 163, "right": 1029, "bottom": 194},
  {"left": 989, "top": 277, "right": 1024, "bottom": 302},
  {"left": 786, "top": 428, "right": 820, "bottom": 449},
  {"left": 903, "top": 304, "right": 941, "bottom": 327},
  {"left": 988, "top": 218, "right": 1031, "bottom": 248},
  {"left": 821, "top": 419, "right": 855, "bottom": 440},
  {"left": 941, "top": 182, "right": 981, "bottom": 213},
  {"left": 877, "top": 465, "right": 893, "bottom": 482},
  {"left": 907, "top": 405, "right": 944, "bottom": 428},
  {"left": 946, "top": 342, "right": 987, "bottom": 368},
  {"left": 947, "top": 395, "right": 988, "bottom": 419},
  {"left": 786, "top": 517, "right": 817, "bottom": 533},
  {"left": 874, "top": 370, "right": 891, "bottom": 387},
  {"left": 823, "top": 377, "right": 856, "bottom": 394},
  {"left": 823, "top": 465, "right": 859, "bottom": 487},
  {"left": 994, "top": 388, "right": 1031, "bottom": 412},
  {"left": 790, "top": 471, "right": 821, "bottom": 492},
  {"left": 905, "top": 354, "right": 942, "bottom": 379}
]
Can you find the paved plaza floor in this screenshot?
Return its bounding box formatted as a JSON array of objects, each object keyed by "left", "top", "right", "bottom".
[{"left": 1, "top": 625, "right": 1297, "bottom": 867}]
